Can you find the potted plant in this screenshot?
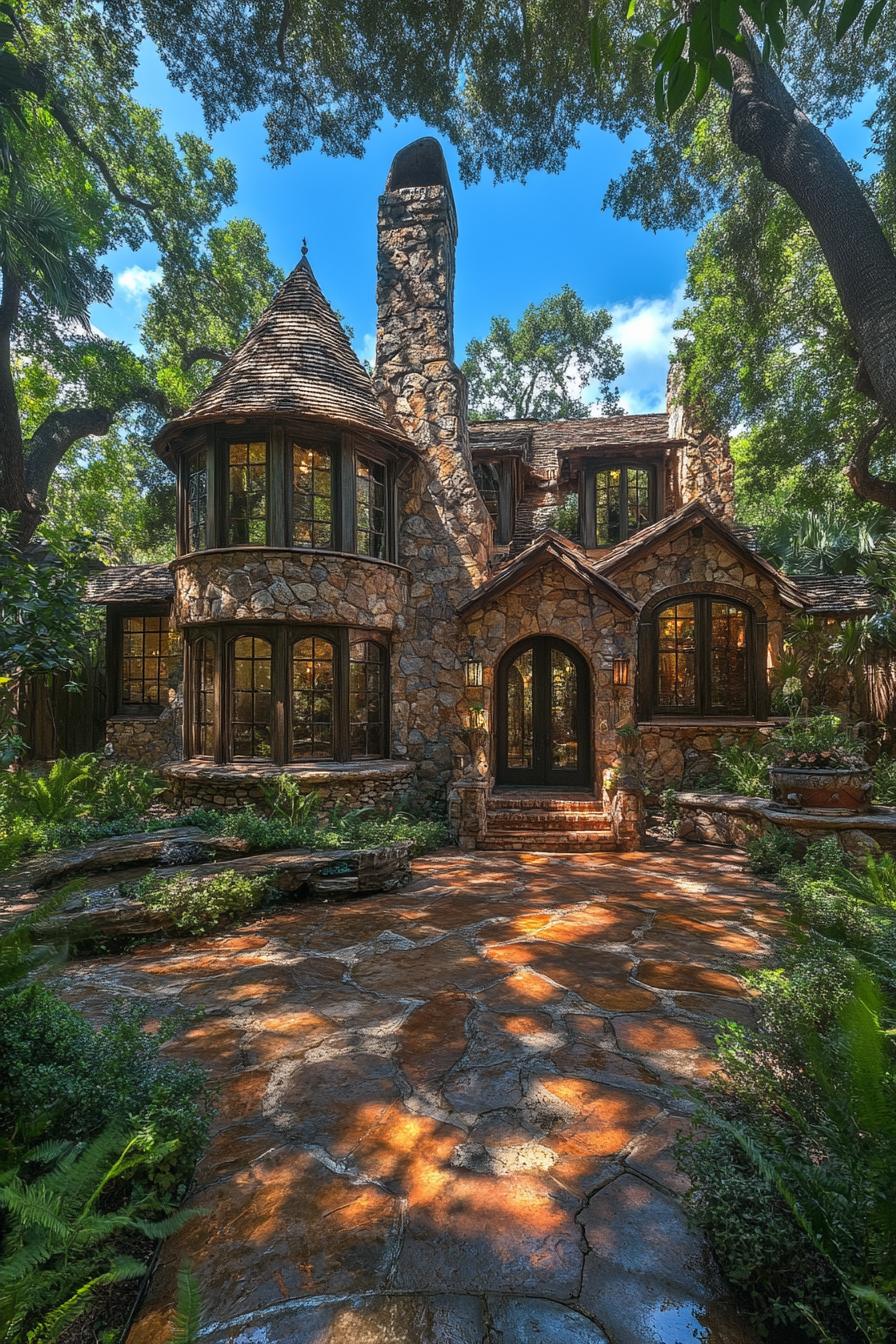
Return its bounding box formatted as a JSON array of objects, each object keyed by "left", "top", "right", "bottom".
[{"left": 769, "top": 709, "right": 872, "bottom": 814}]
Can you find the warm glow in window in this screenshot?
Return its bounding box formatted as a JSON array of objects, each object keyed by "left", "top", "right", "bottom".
[
  {"left": 657, "top": 602, "right": 697, "bottom": 712},
  {"left": 231, "top": 636, "right": 272, "bottom": 758},
  {"left": 595, "top": 466, "right": 651, "bottom": 546},
  {"left": 654, "top": 597, "right": 752, "bottom": 716},
  {"left": 121, "top": 615, "right": 171, "bottom": 709},
  {"left": 292, "top": 637, "right": 335, "bottom": 759},
  {"left": 227, "top": 441, "right": 267, "bottom": 545},
  {"left": 293, "top": 442, "right": 333, "bottom": 548},
  {"left": 355, "top": 457, "right": 387, "bottom": 558}
]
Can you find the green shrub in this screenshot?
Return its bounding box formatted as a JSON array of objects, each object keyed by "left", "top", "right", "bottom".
[
  {"left": 134, "top": 869, "right": 270, "bottom": 936},
  {"left": 260, "top": 777, "right": 322, "bottom": 833},
  {"left": 746, "top": 827, "right": 798, "bottom": 878},
  {"left": 771, "top": 712, "right": 864, "bottom": 769},
  {"left": 0, "top": 986, "right": 206, "bottom": 1191},
  {"left": 186, "top": 803, "right": 447, "bottom": 856},
  {"left": 711, "top": 740, "right": 771, "bottom": 796},
  {"left": 872, "top": 754, "right": 896, "bottom": 805}
]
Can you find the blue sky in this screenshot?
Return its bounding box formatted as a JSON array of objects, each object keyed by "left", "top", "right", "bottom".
[{"left": 101, "top": 46, "right": 878, "bottom": 416}]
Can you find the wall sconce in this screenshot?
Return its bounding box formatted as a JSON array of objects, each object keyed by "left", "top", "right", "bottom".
[
  {"left": 464, "top": 657, "right": 484, "bottom": 689},
  {"left": 612, "top": 657, "right": 631, "bottom": 689}
]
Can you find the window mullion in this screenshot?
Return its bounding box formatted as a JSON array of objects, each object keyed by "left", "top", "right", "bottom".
[
  {"left": 620, "top": 469, "right": 629, "bottom": 542},
  {"left": 698, "top": 597, "right": 710, "bottom": 716},
  {"left": 336, "top": 628, "right": 350, "bottom": 760}
]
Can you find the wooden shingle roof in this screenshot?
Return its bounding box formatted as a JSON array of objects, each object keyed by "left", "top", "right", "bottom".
[
  {"left": 795, "top": 574, "right": 880, "bottom": 615},
  {"left": 85, "top": 564, "right": 174, "bottom": 605},
  {"left": 154, "top": 257, "right": 410, "bottom": 455}
]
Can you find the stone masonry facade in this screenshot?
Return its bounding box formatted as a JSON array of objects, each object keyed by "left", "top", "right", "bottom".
[{"left": 87, "top": 136, "right": 873, "bottom": 848}]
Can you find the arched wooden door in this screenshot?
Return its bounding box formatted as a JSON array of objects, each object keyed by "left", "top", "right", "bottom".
[{"left": 496, "top": 637, "right": 591, "bottom": 788}]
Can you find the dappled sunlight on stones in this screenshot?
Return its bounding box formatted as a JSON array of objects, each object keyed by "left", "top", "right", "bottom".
[{"left": 69, "top": 842, "right": 783, "bottom": 1342}]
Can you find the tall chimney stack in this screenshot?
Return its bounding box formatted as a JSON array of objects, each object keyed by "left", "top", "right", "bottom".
[{"left": 374, "top": 137, "right": 489, "bottom": 577}]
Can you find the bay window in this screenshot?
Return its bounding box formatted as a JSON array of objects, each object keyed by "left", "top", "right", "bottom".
[{"left": 185, "top": 626, "right": 390, "bottom": 764}]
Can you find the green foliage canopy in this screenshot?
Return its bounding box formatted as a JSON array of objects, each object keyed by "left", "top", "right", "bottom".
[{"left": 462, "top": 286, "right": 623, "bottom": 421}]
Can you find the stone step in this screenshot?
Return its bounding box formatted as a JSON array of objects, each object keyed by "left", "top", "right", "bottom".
[
  {"left": 486, "top": 812, "right": 613, "bottom": 832},
  {"left": 478, "top": 831, "right": 619, "bottom": 853},
  {"left": 488, "top": 796, "right": 603, "bottom": 813}
]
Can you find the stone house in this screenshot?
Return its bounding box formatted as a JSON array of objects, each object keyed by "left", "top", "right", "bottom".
[{"left": 87, "top": 138, "right": 877, "bottom": 850}]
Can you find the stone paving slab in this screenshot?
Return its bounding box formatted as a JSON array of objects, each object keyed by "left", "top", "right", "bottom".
[{"left": 46, "top": 842, "right": 777, "bottom": 1344}]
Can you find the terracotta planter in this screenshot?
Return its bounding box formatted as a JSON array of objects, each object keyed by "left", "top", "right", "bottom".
[{"left": 769, "top": 764, "right": 873, "bottom": 815}]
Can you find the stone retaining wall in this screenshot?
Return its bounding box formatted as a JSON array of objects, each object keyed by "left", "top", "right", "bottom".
[
  {"left": 173, "top": 549, "right": 408, "bottom": 630},
  {"left": 106, "top": 712, "right": 180, "bottom": 768},
  {"left": 638, "top": 722, "right": 777, "bottom": 794},
  {"left": 162, "top": 760, "right": 417, "bottom": 812},
  {"left": 676, "top": 790, "right": 896, "bottom": 859}
]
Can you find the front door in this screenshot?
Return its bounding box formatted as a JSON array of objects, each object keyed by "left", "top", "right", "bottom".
[{"left": 496, "top": 637, "right": 591, "bottom": 787}]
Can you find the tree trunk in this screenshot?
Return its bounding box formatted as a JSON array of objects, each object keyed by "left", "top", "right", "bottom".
[
  {"left": 728, "top": 50, "right": 896, "bottom": 506},
  {"left": 0, "top": 270, "right": 39, "bottom": 539}
]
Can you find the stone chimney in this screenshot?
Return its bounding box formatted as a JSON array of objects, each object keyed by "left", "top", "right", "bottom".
[
  {"left": 666, "top": 362, "right": 735, "bottom": 520},
  {"left": 374, "top": 137, "right": 490, "bottom": 577}
]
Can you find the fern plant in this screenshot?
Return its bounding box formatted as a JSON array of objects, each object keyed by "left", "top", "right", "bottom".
[
  {"left": 0, "top": 1124, "right": 198, "bottom": 1343},
  {"left": 10, "top": 756, "right": 96, "bottom": 822},
  {"left": 0, "top": 893, "right": 67, "bottom": 999}
]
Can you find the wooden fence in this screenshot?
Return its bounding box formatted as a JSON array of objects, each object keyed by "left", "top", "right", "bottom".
[{"left": 21, "top": 642, "right": 107, "bottom": 761}]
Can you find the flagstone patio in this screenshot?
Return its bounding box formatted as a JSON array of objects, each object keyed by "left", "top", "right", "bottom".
[{"left": 51, "top": 842, "right": 784, "bottom": 1344}]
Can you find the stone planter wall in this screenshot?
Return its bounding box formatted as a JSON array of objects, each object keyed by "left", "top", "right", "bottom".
[
  {"left": 162, "top": 759, "right": 417, "bottom": 812},
  {"left": 106, "top": 711, "right": 180, "bottom": 768},
  {"left": 676, "top": 791, "right": 896, "bottom": 860},
  {"left": 173, "top": 549, "right": 408, "bottom": 630},
  {"left": 638, "top": 722, "right": 778, "bottom": 794}
]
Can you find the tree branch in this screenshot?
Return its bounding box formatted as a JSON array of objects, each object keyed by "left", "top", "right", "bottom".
[
  {"left": 181, "top": 344, "right": 229, "bottom": 371},
  {"left": 24, "top": 386, "right": 171, "bottom": 504},
  {"left": 48, "top": 98, "right": 155, "bottom": 218},
  {"left": 845, "top": 418, "right": 896, "bottom": 511}
]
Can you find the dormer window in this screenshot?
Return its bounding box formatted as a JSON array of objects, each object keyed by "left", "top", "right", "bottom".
[{"left": 579, "top": 463, "right": 657, "bottom": 548}]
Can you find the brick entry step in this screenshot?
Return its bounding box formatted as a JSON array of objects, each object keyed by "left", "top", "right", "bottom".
[{"left": 479, "top": 790, "right": 617, "bottom": 853}]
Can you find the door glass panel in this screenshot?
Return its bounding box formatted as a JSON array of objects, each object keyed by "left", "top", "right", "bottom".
[
  {"left": 710, "top": 602, "right": 748, "bottom": 713},
  {"left": 656, "top": 601, "right": 697, "bottom": 711},
  {"left": 550, "top": 648, "right": 579, "bottom": 769},
  {"left": 506, "top": 648, "right": 534, "bottom": 770}
]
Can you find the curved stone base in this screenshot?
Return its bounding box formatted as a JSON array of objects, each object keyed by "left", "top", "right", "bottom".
[
  {"left": 162, "top": 758, "right": 417, "bottom": 812},
  {"left": 676, "top": 791, "right": 896, "bottom": 860}
]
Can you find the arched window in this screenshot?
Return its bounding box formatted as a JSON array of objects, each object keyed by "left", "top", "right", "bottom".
[
  {"left": 292, "top": 636, "right": 335, "bottom": 760},
  {"left": 349, "top": 640, "right": 387, "bottom": 757},
  {"left": 651, "top": 596, "right": 754, "bottom": 717},
  {"left": 192, "top": 636, "right": 216, "bottom": 757},
  {"left": 231, "top": 635, "right": 272, "bottom": 759}
]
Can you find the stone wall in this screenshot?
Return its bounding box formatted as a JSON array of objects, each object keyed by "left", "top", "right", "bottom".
[
  {"left": 106, "top": 709, "right": 180, "bottom": 768},
  {"left": 638, "top": 721, "right": 776, "bottom": 793},
  {"left": 173, "top": 549, "right": 407, "bottom": 630},
  {"left": 162, "top": 760, "right": 417, "bottom": 812}
]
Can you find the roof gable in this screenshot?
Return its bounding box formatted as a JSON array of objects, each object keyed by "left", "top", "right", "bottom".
[
  {"left": 155, "top": 258, "right": 409, "bottom": 454},
  {"left": 458, "top": 530, "right": 636, "bottom": 616},
  {"left": 594, "top": 501, "right": 806, "bottom": 608}
]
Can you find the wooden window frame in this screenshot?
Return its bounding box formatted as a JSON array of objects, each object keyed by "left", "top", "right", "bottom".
[
  {"left": 580, "top": 461, "right": 658, "bottom": 549},
  {"left": 107, "top": 604, "right": 173, "bottom": 718},
  {"left": 184, "top": 624, "right": 390, "bottom": 764},
  {"left": 638, "top": 595, "right": 766, "bottom": 721},
  {"left": 176, "top": 425, "right": 396, "bottom": 560},
  {"left": 473, "top": 459, "right": 516, "bottom": 545}
]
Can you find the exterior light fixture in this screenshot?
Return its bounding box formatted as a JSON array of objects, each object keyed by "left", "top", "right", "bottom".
[
  {"left": 612, "top": 657, "right": 631, "bottom": 688},
  {"left": 464, "top": 657, "right": 484, "bottom": 689}
]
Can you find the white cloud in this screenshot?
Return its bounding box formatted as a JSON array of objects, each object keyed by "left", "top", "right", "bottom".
[
  {"left": 116, "top": 264, "right": 162, "bottom": 303},
  {"left": 357, "top": 331, "right": 376, "bottom": 367},
  {"left": 603, "top": 282, "right": 686, "bottom": 416}
]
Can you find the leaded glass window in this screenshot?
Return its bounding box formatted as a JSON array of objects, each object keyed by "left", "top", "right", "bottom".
[
  {"left": 231, "top": 636, "right": 272, "bottom": 759},
  {"left": 349, "top": 640, "right": 386, "bottom": 757},
  {"left": 594, "top": 466, "right": 652, "bottom": 546},
  {"left": 193, "top": 638, "right": 215, "bottom": 756},
  {"left": 292, "top": 637, "right": 335, "bottom": 759},
  {"left": 186, "top": 450, "right": 207, "bottom": 551},
  {"left": 293, "top": 442, "right": 333, "bottom": 548},
  {"left": 653, "top": 597, "right": 753, "bottom": 717},
  {"left": 227, "top": 441, "right": 267, "bottom": 545},
  {"left": 473, "top": 462, "right": 500, "bottom": 529},
  {"left": 355, "top": 457, "right": 387, "bottom": 558},
  {"left": 121, "top": 615, "right": 171, "bottom": 710}
]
